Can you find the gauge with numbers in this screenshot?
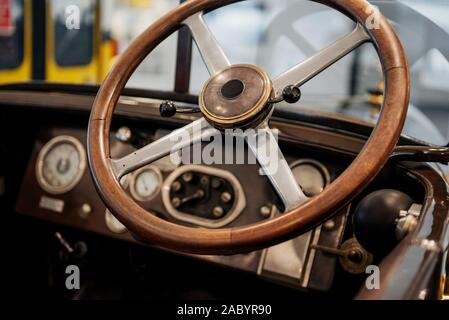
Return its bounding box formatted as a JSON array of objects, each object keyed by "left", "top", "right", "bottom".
[
  {"left": 130, "top": 166, "right": 162, "bottom": 201},
  {"left": 35, "top": 136, "right": 86, "bottom": 194}
]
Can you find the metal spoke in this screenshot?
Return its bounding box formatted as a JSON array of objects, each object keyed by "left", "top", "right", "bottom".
[
  {"left": 272, "top": 23, "right": 370, "bottom": 97},
  {"left": 184, "top": 12, "right": 231, "bottom": 75},
  {"left": 246, "top": 125, "right": 308, "bottom": 211},
  {"left": 111, "top": 118, "right": 214, "bottom": 178}
]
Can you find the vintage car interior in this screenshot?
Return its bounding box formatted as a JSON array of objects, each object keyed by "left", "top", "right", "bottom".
[{"left": 0, "top": 0, "right": 448, "bottom": 301}]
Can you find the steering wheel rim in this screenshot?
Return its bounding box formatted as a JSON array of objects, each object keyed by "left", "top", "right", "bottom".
[{"left": 88, "top": 0, "right": 409, "bottom": 255}]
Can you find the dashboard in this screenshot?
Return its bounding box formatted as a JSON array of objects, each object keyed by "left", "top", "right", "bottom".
[
  {"left": 4, "top": 90, "right": 431, "bottom": 295},
  {"left": 15, "top": 123, "right": 351, "bottom": 292}
]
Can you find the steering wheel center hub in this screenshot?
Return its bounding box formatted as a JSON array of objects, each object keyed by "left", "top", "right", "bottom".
[
  {"left": 221, "top": 79, "right": 245, "bottom": 99},
  {"left": 199, "top": 64, "right": 273, "bottom": 129}
]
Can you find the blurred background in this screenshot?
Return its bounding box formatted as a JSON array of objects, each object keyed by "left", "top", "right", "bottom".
[{"left": 1, "top": 0, "right": 449, "bottom": 144}]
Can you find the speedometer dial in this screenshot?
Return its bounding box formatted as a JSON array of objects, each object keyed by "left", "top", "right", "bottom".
[
  {"left": 130, "top": 166, "right": 162, "bottom": 201},
  {"left": 36, "top": 136, "right": 86, "bottom": 194}
]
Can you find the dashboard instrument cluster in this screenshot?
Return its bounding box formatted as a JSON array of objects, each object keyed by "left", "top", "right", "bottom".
[{"left": 15, "top": 124, "right": 355, "bottom": 292}]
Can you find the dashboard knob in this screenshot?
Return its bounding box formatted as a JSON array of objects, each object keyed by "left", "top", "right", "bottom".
[
  {"left": 171, "top": 181, "right": 182, "bottom": 193},
  {"left": 282, "top": 85, "right": 302, "bottom": 104},
  {"left": 78, "top": 203, "right": 92, "bottom": 219},
  {"left": 159, "top": 101, "right": 177, "bottom": 117},
  {"left": 115, "top": 127, "right": 133, "bottom": 142},
  {"left": 352, "top": 189, "right": 413, "bottom": 256},
  {"left": 212, "top": 206, "right": 224, "bottom": 218}
]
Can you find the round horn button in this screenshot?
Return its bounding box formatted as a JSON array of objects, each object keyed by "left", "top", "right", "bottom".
[
  {"left": 199, "top": 64, "right": 272, "bottom": 129},
  {"left": 221, "top": 79, "right": 245, "bottom": 100}
]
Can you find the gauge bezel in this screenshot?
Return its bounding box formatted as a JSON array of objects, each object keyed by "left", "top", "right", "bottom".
[
  {"left": 35, "top": 135, "right": 86, "bottom": 195},
  {"left": 162, "top": 165, "right": 246, "bottom": 228},
  {"left": 289, "top": 159, "right": 331, "bottom": 195},
  {"left": 130, "top": 165, "right": 163, "bottom": 202},
  {"left": 104, "top": 209, "right": 127, "bottom": 234}
]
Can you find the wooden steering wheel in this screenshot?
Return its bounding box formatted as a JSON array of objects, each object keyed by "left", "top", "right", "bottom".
[{"left": 88, "top": 0, "right": 409, "bottom": 254}]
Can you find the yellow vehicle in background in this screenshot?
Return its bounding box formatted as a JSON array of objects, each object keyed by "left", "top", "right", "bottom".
[{"left": 0, "top": 0, "right": 117, "bottom": 84}]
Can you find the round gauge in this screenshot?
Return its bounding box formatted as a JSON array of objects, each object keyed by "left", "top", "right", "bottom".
[
  {"left": 130, "top": 166, "right": 162, "bottom": 201},
  {"left": 36, "top": 136, "right": 86, "bottom": 194},
  {"left": 105, "top": 209, "right": 127, "bottom": 234},
  {"left": 290, "top": 159, "right": 331, "bottom": 197}
]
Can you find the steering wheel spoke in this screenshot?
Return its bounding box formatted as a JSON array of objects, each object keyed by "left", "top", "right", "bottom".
[
  {"left": 111, "top": 118, "right": 214, "bottom": 178},
  {"left": 246, "top": 125, "right": 308, "bottom": 211},
  {"left": 184, "top": 11, "right": 231, "bottom": 75},
  {"left": 272, "top": 23, "right": 371, "bottom": 98}
]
